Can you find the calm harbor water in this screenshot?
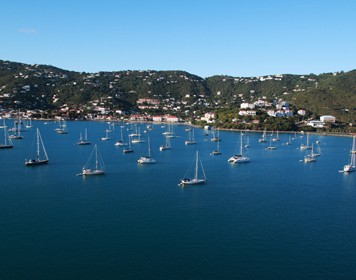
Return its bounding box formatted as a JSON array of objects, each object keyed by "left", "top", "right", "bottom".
[{"left": 1, "top": 120, "right": 356, "bottom": 279}]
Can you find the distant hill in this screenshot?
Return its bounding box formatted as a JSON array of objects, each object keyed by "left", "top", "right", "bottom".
[{"left": 0, "top": 59, "right": 355, "bottom": 122}]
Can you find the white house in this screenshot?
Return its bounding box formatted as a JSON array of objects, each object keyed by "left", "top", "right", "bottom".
[
  {"left": 239, "top": 110, "right": 256, "bottom": 116},
  {"left": 254, "top": 100, "right": 271, "bottom": 107},
  {"left": 240, "top": 102, "right": 255, "bottom": 109},
  {"left": 152, "top": 116, "right": 163, "bottom": 122},
  {"left": 204, "top": 112, "right": 215, "bottom": 120},
  {"left": 200, "top": 112, "right": 215, "bottom": 123},
  {"left": 267, "top": 110, "right": 276, "bottom": 117},
  {"left": 320, "top": 115, "right": 336, "bottom": 123},
  {"left": 165, "top": 115, "right": 179, "bottom": 123},
  {"left": 308, "top": 120, "right": 325, "bottom": 128}
]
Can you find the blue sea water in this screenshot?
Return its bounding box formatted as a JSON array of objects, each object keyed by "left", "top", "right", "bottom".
[{"left": 1, "top": 120, "right": 356, "bottom": 279}]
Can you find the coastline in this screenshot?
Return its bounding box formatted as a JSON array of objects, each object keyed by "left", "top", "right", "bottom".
[{"left": 7, "top": 116, "right": 355, "bottom": 138}]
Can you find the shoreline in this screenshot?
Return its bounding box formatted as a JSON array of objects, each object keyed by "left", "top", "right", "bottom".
[
  {"left": 6, "top": 116, "right": 355, "bottom": 138},
  {"left": 215, "top": 127, "right": 355, "bottom": 138}
]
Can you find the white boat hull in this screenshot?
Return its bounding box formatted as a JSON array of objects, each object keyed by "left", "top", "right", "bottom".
[
  {"left": 137, "top": 156, "right": 156, "bottom": 164},
  {"left": 25, "top": 159, "right": 49, "bottom": 166},
  {"left": 233, "top": 157, "right": 250, "bottom": 163},
  {"left": 304, "top": 156, "right": 316, "bottom": 163},
  {"left": 179, "top": 178, "right": 206, "bottom": 186},
  {"left": 81, "top": 169, "right": 105, "bottom": 176},
  {"left": 78, "top": 141, "right": 91, "bottom": 145},
  {"left": 342, "top": 164, "right": 355, "bottom": 173}
]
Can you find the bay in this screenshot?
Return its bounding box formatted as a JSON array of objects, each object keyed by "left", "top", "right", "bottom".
[{"left": 1, "top": 120, "right": 356, "bottom": 279}]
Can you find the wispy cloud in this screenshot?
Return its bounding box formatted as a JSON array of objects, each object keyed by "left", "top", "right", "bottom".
[{"left": 17, "top": 28, "right": 37, "bottom": 34}]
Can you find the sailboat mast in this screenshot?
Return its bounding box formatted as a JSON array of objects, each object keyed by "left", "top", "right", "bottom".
[
  {"left": 148, "top": 136, "right": 151, "bottom": 157},
  {"left": 36, "top": 128, "right": 40, "bottom": 159},
  {"left": 351, "top": 136, "right": 356, "bottom": 166},
  {"left": 95, "top": 144, "right": 99, "bottom": 170},
  {"left": 18, "top": 119, "right": 21, "bottom": 137},
  {"left": 195, "top": 151, "right": 199, "bottom": 180}
]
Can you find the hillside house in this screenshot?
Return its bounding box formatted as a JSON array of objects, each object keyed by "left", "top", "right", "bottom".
[
  {"left": 308, "top": 120, "right": 325, "bottom": 128},
  {"left": 240, "top": 103, "right": 255, "bottom": 109},
  {"left": 152, "top": 116, "right": 163, "bottom": 122},
  {"left": 165, "top": 115, "right": 179, "bottom": 123},
  {"left": 239, "top": 110, "right": 257, "bottom": 116},
  {"left": 320, "top": 115, "right": 336, "bottom": 123}
]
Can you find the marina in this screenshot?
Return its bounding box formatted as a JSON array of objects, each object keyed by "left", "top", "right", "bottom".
[{"left": 1, "top": 119, "right": 356, "bottom": 279}]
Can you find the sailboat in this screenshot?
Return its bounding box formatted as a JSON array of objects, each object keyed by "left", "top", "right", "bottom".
[
  {"left": 312, "top": 142, "right": 321, "bottom": 157},
  {"left": 291, "top": 132, "right": 298, "bottom": 140},
  {"left": 179, "top": 151, "right": 207, "bottom": 186},
  {"left": 79, "top": 144, "right": 105, "bottom": 176},
  {"left": 9, "top": 119, "right": 23, "bottom": 139},
  {"left": 185, "top": 128, "right": 196, "bottom": 145},
  {"left": 78, "top": 128, "right": 91, "bottom": 145},
  {"left": 340, "top": 135, "right": 356, "bottom": 173},
  {"left": 123, "top": 135, "right": 134, "bottom": 153},
  {"left": 350, "top": 135, "right": 356, "bottom": 154},
  {"left": 25, "top": 118, "right": 33, "bottom": 128},
  {"left": 55, "top": 119, "right": 68, "bottom": 134},
  {"left": 211, "top": 138, "right": 222, "bottom": 155},
  {"left": 159, "top": 135, "right": 171, "bottom": 151},
  {"left": 131, "top": 127, "right": 145, "bottom": 143},
  {"left": 168, "top": 125, "right": 177, "bottom": 138},
  {"left": 163, "top": 124, "right": 176, "bottom": 138},
  {"left": 265, "top": 136, "right": 277, "bottom": 150},
  {"left": 137, "top": 136, "right": 156, "bottom": 164},
  {"left": 211, "top": 127, "right": 221, "bottom": 142},
  {"left": 259, "top": 127, "right": 267, "bottom": 143},
  {"left": 244, "top": 136, "right": 250, "bottom": 148},
  {"left": 129, "top": 124, "right": 140, "bottom": 137},
  {"left": 229, "top": 132, "right": 250, "bottom": 162},
  {"left": 100, "top": 129, "right": 111, "bottom": 141},
  {"left": 106, "top": 122, "right": 114, "bottom": 133},
  {"left": 300, "top": 132, "right": 312, "bottom": 150},
  {"left": 25, "top": 128, "right": 49, "bottom": 166},
  {"left": 285, "top": 135, "right": 292, "bottom": 145},
  {"left": 114, "top": 126, "right": 127, "bottom": 146},
  {"left": 304, "top": 143, "right": 316, "bottom": 163},
  {"left": 0, "top": 125, "right": 14, "bottom": 149},
  {"left": 272, "top": 131, "right": 280, "bottom": 142}
]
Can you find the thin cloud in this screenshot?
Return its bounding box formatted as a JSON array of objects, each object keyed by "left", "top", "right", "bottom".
[{"left": 18, "top": 28, "right": 37, "bottom": 34}]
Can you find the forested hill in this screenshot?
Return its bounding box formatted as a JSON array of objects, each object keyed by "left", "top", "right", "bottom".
[
  {"left": 0, "top": 59, "right": 355, "bottom": 122},
  {"left": 206, "top": 71, "right": 356, "bottom": 122}
]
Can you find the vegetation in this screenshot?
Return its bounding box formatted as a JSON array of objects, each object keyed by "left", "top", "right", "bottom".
[{"left": 0, "top": 60, "right": 355, "bottom": 131}]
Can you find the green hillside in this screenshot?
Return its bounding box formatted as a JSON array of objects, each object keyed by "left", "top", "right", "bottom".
[{"left": 0, "top": 60, "right": 355, "bottom": 124}]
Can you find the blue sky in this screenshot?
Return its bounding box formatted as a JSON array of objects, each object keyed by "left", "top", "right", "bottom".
[{"left": 1, "top": 0, "right": 356, "bottom": 77}]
